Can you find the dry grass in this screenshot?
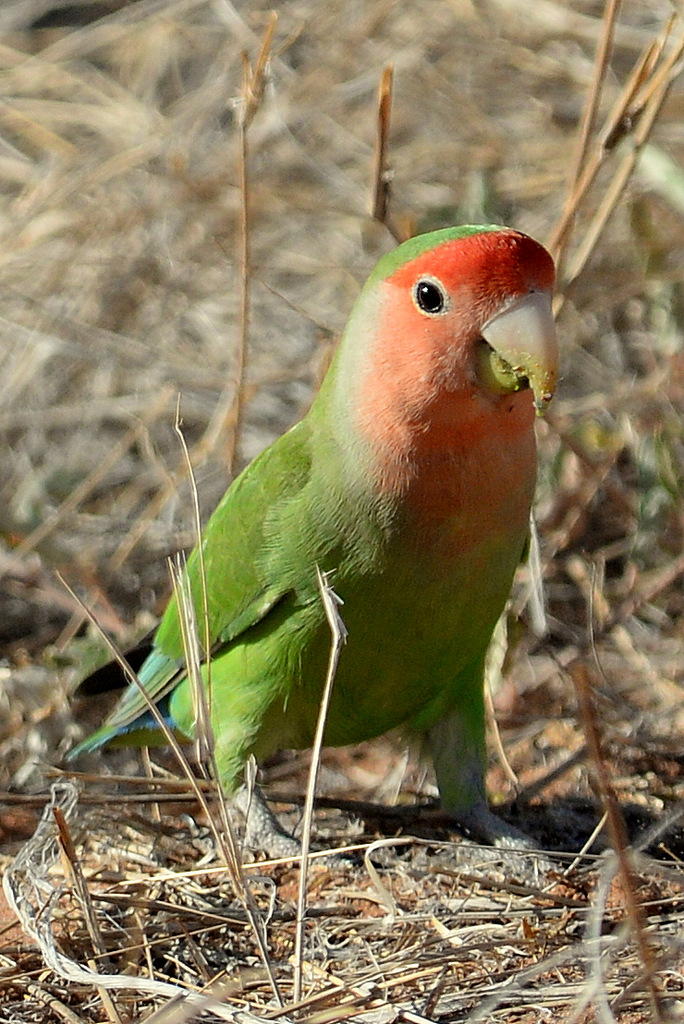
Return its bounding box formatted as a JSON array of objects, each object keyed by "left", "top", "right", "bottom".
[{"left": 2, "top": 0, "right": 684, "bottom": 1020}]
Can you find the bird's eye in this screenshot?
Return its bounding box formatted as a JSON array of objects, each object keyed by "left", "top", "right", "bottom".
[{"left": 414, "top": 278, "right": 447, "bottom": 315}]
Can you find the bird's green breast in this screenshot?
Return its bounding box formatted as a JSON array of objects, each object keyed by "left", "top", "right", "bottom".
[{"left": 171, "top": 424, "right": 531, "bottom": 786}]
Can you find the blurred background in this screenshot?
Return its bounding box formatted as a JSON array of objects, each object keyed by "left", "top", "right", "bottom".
[{"left": 1, "top": 0, "right": 684, "bottom": 852}]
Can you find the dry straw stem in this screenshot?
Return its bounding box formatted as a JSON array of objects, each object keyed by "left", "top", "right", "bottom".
[
  {"left": 292, "top": 569, "right": 347, "bottom": 1004},
  {"left": 370, "top": 63, "right": 406, "bottom": 244},
  {"left": 573, "top": 663, "right": 665, "bottom": 1022},
  {"left": 171, "top": 406, "right": 214, "bottom": 762},
  {"left": 560, "top": 30, "right": 684, "bottom": 297},
  {"left": 202, "top": 12, "right": 278, "bottom": 478},
  {"left": 550, "top": 10, "right": 684, "bottom": 300},
  {"left": 550, "top": 0, "right": 621, "bottom": 263}
]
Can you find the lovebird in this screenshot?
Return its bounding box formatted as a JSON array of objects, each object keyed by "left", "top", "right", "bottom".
[{"left": 71, "top": 225, "right": 558, "bottom": 849}]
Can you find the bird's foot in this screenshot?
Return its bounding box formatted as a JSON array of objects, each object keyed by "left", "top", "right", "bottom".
[
  {"left": 233, "top": 784, "right": 351, "bottom": 865},
  {"left": 233, "top": 783, "right": 303, "bottom": 860},
  {"left": 447, "top": 801, "right": 554, "bottom": 881}
]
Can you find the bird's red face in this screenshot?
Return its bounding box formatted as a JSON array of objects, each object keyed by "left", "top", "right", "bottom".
[{"left": 354, "top": 229, "right": 558, "bottom": 460}]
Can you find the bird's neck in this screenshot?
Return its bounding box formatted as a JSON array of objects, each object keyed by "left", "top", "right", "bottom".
[{"left": 340, "top": 384, "right": 536, "bottom": 566}]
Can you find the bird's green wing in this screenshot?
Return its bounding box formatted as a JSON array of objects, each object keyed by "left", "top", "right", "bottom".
[{"left": 76, "top": 418, "right": 318, "bottom": 747}]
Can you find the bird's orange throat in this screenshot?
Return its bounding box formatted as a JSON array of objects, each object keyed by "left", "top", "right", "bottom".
[{"left": 354, "top": 381, "right": 537, "bottom": 553}]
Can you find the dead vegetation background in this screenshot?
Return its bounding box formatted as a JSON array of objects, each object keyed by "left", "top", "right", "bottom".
[{"left": 1, "top": 0, "right": 684, "bottom": 1021}]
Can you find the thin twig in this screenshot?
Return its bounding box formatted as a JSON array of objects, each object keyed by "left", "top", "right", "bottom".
[
  {"left": 229, "top": 50, "right": 253, "bottom": 478},
  {"left": 293, "top": 568, "right": 348, "bottom": 1003},
  {"left": 560, "top": 29, "right": 684, "bottom": 294},
  {"left": 572, "top": 663, "right": 664, "bottom": 1021},
  {"left": 550, "top": 0, "right": 621, "bottom": 267},
  {"left": 548, "top": 21, "right": 662, "bottom": 262},
  {"left": 172, "top": 403, "right": 214, "bottom": 761},
  {"left": 198, "top": 12, "right": 278, "bottom": 475},
  {"left": 548, "top": 13, "right": 683, "bottom": 306},
  {"left": 371, "top": 64, "right": 402, "bottom": 242},
  {"left": 25, "top": 983, "right": 86, "bottom": 1024}
]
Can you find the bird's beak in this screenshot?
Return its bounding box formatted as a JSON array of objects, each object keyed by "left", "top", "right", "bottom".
[{"left": 480, "top": 290, "right": 558, "bottom": 413}]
